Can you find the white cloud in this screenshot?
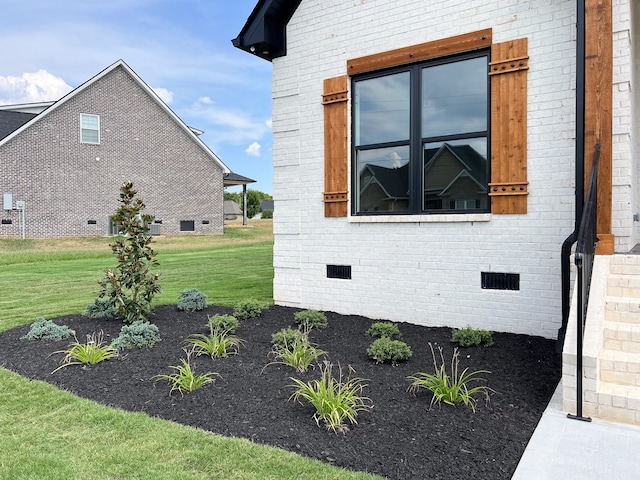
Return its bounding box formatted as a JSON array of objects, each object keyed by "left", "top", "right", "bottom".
[
  {"left": 0, "top": 70, "right": 72, "bottom": 104},
  {"left": 153, "top": 87, "right": 174, "bottom": 104},
  {"left": 189, "top": 97, "right": 271, "bottom": 146},
  {"left": 265, "top": 118, "right": 272, "bottom": 129},
  {"left": 245, "top": 141, "right": 261, "bottom": 157}
]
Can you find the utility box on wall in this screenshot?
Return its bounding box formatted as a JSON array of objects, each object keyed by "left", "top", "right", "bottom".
[{"left": 3, "top": 193, "right": 12, "bottom": 210}]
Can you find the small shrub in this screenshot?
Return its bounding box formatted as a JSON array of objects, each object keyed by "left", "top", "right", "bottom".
[
  {"left": 294, "top": 310, "right": 328, "bottom": 330},
  {"left": 266, "top": 334, "right": 326, "bottom": 372},
  {"left": 177, "top": 288, "right": 208, "bottom": 312},
  {"left": 83, "top": 298, "right": 118, "bottom": 319},
  {"left": 408, "top": 343, "right": 492, "bottom": 412},
  {"left": 366, "top": 321, "right": 401, "bottom": 339},
  {"left": 289, "top": 361, "right": 372, "bottom": 433},
  {"left": 451, "top": 326, "right": 494, "bottom": 347},
  {"left": 367, "top": 337, "right": 412, "bottom": 365},
  {"left": 111, "top": 320, "right": 160, "bottom": 350},
  {"left": 271, "top": 327, "right": 307, "bottom": 351},
  {"left": 233, "top": 299, "right": 266, "bottom": 321},
  {"left": 206, "top": 314, "right": 239, "bottom": 334},
  {"left": 186, "top": 325, "right": 244, "bottom": 359},
  {"left": 22, "top": 318, "right": 74, "bottom": 341},
  {"left": 261, "top": 209, "right": 273, "bottom": 219},
  {"left": 154, "top": 349, "right": 219, "bottom": 395},
  {"left": 52, "top": 332, "right": 119, "bottom": 373}
]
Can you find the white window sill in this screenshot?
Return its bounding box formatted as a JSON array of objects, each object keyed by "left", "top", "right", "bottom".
[{"left": 348, "top": 213, "right": 492, "bottom": 224}]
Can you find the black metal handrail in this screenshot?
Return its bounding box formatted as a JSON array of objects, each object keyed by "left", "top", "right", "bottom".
[{"left": 568, "top": 143, "right": 600, "bottom": 422}]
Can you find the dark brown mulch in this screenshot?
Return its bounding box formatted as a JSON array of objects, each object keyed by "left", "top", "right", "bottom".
[{"left": 0, "top": 305, "right": 560, "bottom": 479}]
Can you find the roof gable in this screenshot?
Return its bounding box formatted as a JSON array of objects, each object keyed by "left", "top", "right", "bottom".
[
  {"left": 0, "top": 60, "right": 230, "bottom": 174},
  {"left": 233, "top": 0, "right": 301, "bottom": 61}
]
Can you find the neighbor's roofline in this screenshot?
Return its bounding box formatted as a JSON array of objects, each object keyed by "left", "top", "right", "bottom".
[
  {"left": 0, "top": 102, "right": 55, "bottom": 114},
  {"left": 0, "top": 60, "right": 230, "bottom": 174},
  {"left": 232, "top": 0, "right": 302, "bottom": 61}
]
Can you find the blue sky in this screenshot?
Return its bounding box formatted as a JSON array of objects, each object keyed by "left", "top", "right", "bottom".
[{"left": 0, "top": 0, "right": 274, "bottom": 194}]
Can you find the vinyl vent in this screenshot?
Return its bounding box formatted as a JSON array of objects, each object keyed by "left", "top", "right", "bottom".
[
  {"left": 327, "top": 265, "right": 351, "bottom": 280},
  {"left": 481, "top": 272, "right": 520, "bottom": 290}
]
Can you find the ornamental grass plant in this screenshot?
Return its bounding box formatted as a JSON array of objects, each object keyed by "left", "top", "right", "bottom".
[
  {"left": 186, "top": 324, "right": 244, "bottom": 359},
  {"left": 407, "top": 343, "right": 492, "bottom": 412},
  {"left": 154, "top": 349, "right": 219, "bottom": 395},
  {"left": 289, "top": 361, "right": 372, "bottom": 433},
  {"left": 52, "top": 331, "right": 119, "bottom": 373},
  {"left": 266, "top": 331, "right": 326, "bottom": 372}
]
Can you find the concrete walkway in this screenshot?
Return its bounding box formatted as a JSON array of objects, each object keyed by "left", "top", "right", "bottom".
[{"left": 512, "top": 382, "right": 640, "bottom": 479}]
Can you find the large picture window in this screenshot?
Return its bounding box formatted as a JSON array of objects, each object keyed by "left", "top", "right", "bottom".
[{"left": 353, "top": 52, "right": 489, "bottom": 214}]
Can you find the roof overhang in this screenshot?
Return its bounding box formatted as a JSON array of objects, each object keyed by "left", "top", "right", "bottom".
[
  {"left": 224, "top": 172, "right": 257, "bottom": 187},
  {"left": 232, "top": 0, "right": 302, "bottom": 61}
]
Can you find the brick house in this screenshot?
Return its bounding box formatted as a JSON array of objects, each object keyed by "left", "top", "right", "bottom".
[
  {"left": 0, "top": 60, "right": 231, "bottom": 237},
  {"left": 235, "top": 1, "right": 640, "bottom": 424}
]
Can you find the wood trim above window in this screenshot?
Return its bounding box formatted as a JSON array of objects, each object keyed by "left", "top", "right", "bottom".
[{"left": 347, "top": 29, "right": 492, "bottom": 75}]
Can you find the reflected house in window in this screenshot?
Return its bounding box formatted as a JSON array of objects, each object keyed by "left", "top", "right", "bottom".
[
  {"left": 423, "top": 143, "right": 487, "bottom": 210},
  {"left": 359, "top": 163, "right": 409, "bottom": 212}
]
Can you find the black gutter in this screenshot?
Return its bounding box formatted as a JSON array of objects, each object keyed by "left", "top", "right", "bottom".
[{"left": 558, "top": 0, "right": 586, "bottom": 352}]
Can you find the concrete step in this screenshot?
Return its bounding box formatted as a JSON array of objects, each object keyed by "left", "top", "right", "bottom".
[
  {"left": 596, "top": 381, "right": 640, "bottom": 425},
  {"left": 607, "top": 274, "right": 640, "bottom": 298},
  {"left": 604, "top": 296, "right": 640, "bottom": 324},
  {"left": 599, "top": 350, "right": 640, "bottom": 387},
  {"left": 609, "top": 255, "right": 640, "bottom": 276},
  {"left": 603, "top": 321, "right": 640, "bottom": 353}
]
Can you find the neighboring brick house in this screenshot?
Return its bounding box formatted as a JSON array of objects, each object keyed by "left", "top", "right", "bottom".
[
  {"left": 0, "top": 60, "right": 230, "bottom": 237},
  {"left": 233, "top": 0, "right": 635, "bottom": 338}
]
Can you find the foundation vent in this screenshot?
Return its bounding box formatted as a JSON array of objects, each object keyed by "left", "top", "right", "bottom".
[
  {"left": 481, "top": 272, "right": 520, "bottom": 290},
  {"left": 327, "top": 265, "right": 351, "bottom": 280}
]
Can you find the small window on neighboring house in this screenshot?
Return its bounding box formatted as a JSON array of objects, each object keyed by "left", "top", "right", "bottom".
[
  {"left": 353, "top": 52, "right": 489, "bottom": 214},
  {"left": 80, "top": 113, "right": 100, "bottom": 144},
  {"left": 180, "top": 220, "right": 195, "bottom": 232}
]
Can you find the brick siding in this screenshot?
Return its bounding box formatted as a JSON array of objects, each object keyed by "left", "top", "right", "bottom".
[{"left": 0, "top": 65, "right": 224, "bottom": 237}]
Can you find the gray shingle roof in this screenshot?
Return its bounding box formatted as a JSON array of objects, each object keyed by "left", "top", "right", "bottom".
[{"left": 0, "top": 110, "right": 36, "bottom": 141}]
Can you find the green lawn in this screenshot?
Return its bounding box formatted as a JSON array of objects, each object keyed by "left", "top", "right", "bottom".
[
  {"left": 0, "top": 221, "right": 382, "bottom": 480},
  {"left": 0, "top": 221, "right": 274, "bottom": 333}
]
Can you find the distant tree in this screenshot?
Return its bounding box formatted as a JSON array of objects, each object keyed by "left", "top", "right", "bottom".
[
  {"left": 225, "top": 189, "right": 272, "bottom": 219},
  {"left": 224, "top": 191, "right": 242, "bottom": 204}
]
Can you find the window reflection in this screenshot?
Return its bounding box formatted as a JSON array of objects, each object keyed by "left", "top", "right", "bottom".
[
  {"left": 352, "top": 53, "right": 489, "bottom": 215},
  {"left": 355, "top": 71, "right": 410, "bottom": 146},
  {"left": 423, "top": 139, "right": 487, "bottom": 211},
  {"left": 357, "top": 146, "right": 410, "bottom": 212},
  {"left": 422, "top": 57, "right": 487, "bottom": 138}
]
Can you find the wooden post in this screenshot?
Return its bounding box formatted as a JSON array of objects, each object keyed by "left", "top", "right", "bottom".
[{"left": 585, "top": 0, "right": 613, "bottom": 254}]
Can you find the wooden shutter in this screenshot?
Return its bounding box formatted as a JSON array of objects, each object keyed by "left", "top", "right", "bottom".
[
  {"left": 322, "top": 75, "right": 349, "bottom": 217},
  {"left": 489, "top": 38, "right": 529, "bottom": 214}
]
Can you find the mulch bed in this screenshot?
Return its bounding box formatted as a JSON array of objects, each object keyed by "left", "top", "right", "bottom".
[{"left": 0, "top": 305, "right": 561, "bottom": 479}]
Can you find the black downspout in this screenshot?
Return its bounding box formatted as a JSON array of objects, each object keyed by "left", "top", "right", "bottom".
[{"left": 558, "top": 0, "right": 586, "bottom": 352}]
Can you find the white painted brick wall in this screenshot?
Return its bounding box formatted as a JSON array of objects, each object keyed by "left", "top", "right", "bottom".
[
  {"left": 612, "top": 0, "right": 636, "bottom": 252},
  {"left": 269, "top": 0, "right": 633, "bottom": 338}
]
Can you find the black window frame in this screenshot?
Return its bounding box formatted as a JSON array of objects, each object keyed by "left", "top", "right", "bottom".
[{"left": 351, "top": 49, "right": 491, "bottom": 216}]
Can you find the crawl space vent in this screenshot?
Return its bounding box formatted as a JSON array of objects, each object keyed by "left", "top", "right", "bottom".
[
  {"left": 327, "top": 265, "right": 351, "bottom": 280},
  {"left": 481, "top": 272, "right": 520, "bottom": 290}
]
